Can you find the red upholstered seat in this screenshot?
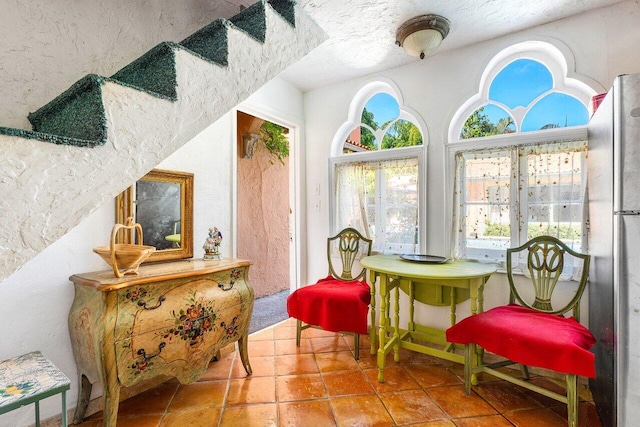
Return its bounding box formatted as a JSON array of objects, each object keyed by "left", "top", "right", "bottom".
[
  {"left": 446, "top": 304, "right": 595, "bottom": 377},
  {"left": 287, "top": 276, "right": 371, "bottom": 335}
]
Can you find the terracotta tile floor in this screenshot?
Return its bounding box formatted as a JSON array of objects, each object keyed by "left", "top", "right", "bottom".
[{"left": 76, "top": 318, "right": 602, "bottom": 426}]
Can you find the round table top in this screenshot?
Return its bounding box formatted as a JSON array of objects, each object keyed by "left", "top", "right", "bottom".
[{"left": 360, "top": 254, "right": 497, "bottom": 280}]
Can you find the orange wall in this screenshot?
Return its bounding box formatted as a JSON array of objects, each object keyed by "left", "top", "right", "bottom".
[{"left": 236, "top": 111, "right": 290, "bottom": 298}]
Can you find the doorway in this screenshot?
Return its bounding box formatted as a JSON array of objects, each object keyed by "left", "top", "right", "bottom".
[{"left": 236, "top": 110, "right": 292, "bottom": 331}]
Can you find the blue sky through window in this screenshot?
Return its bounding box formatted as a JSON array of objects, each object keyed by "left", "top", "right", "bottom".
[
  {"left": 363, "top": 59, "right": 588, "bottom": 138},
  {"left": 363, "top": 93, "right": 399, "bottom": 128},
  {"left": 521, "top": 92, "right": 588, "bottom": 130},
  {"left": 479, "top": 59, "right": 587, "bottom": 133},
  {"left": 490, "top": 59, "right": 553, "bottom": 108}
]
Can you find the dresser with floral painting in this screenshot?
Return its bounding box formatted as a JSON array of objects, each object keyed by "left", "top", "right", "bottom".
[{"left": 68, "top": 258, "right": 254, "bottom": 427}]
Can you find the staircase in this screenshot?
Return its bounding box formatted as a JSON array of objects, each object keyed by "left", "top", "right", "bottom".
[{"left": 0, "top": 0, "right": 325, "bottom": 282}]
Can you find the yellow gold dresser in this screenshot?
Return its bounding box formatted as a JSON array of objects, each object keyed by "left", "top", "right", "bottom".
[{"left": 68, "top": 258, "right": 254, "bottom": 426}]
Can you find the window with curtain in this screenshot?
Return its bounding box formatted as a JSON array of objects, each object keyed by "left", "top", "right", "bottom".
[
  {"left": 453, "top": 139, "right": 588, "bottom": 272},
  {"left": 331, "top": 83, "right": 427, "bottom": 254},
  {"left": 335, "top": 157, "right": 419, "bottom": 254},
  {"left": 447, "top": 41, "right": 595, "bottom": 277}
]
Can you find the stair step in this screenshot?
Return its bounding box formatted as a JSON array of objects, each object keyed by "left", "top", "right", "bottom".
[
  {"left": 26, "top": 74, "right": 108, "bottom": 145},
  {"left": 180, "top": 19, "right": 229, "bottom": 66},
  {"left": 267, "top": 0, "right": 296, "bottom": 27},
  {"left": 111, "top": 42, "right": 179, "bottom": 101},
  {"left": 229, "top": 1, "right": 266, "bottom": 43}
]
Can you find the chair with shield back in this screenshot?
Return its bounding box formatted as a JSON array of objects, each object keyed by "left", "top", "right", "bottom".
[
  {"left": 446, "top": 235, "right": 594, "bottom": 427},
  {"left": 287, "top": 228, "right": 372, "bottom": 359}
]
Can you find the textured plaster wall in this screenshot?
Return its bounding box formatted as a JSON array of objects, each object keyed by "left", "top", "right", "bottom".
[
  {"left": 303, "top": 1, "right": 640, "bottom": 331},
  {"left": 157, "top": 112, "right": 235, "bottom": 261},
  {"left": 237, "top": 111, "right": 291, "bottom": 298}
]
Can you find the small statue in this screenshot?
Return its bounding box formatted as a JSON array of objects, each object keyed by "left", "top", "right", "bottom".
[{"left": 203, "top": 227, "right": 223, "bottom": 260}]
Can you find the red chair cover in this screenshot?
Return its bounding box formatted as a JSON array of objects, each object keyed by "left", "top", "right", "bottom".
[
  {"left": 287, "top": 276, "right": 371, "bottom": 335},
  {"left": 446, "top": 304, "right": 596, "bottom": 378}
]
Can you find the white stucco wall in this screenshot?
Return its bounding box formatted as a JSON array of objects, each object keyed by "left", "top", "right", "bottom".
[
  {"left": 158, "top": 112, "right": 235, "bottom": 260},
  {"left": 303, "top": 1, "right": 640, "bottom": 330}
]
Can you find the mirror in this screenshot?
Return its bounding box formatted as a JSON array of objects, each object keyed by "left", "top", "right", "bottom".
[{"left": 116, "top": 168, "right": 194, "bottom": 263}]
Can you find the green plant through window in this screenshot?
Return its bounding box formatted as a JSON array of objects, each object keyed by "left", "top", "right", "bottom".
[
  {"left": 349, "top": 93, "right": 423, "bottom": 152},
  {"left": 484, "top": 222, "right": 582, "bottom": 240}
]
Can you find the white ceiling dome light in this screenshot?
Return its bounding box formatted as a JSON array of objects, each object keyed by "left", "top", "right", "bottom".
[{"left": 395, "top": 14, "right": 450, "bottom": 60}]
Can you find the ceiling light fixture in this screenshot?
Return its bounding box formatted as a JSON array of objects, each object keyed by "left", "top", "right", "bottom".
[{"left": 395, "top": 14, "right": 450, "bottom": 60}]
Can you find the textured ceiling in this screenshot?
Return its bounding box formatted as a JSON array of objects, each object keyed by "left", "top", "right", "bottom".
[{"left": 279, "top": 0, "right": 627, "bottom": 92}]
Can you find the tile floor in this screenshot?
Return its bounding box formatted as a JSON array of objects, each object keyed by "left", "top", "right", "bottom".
[{"left": 76, "top": 318, "right": 602, "bottom": 426}]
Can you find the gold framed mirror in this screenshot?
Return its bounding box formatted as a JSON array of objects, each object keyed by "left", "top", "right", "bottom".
[{"left": 116, "top": 168, "right": 194, "bottom": 263}]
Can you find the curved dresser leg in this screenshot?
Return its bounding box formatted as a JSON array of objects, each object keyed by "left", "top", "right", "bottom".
[
  {"left": 72, "top": 374, "right": 92, "bottom": 424},
  {"left": 238, "top": 334, "right": 252, "bottom": 375}
]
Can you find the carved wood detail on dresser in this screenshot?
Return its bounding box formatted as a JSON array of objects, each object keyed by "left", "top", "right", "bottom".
[{"left": 68, "top": 259, "right": 254, "bottom": 426}]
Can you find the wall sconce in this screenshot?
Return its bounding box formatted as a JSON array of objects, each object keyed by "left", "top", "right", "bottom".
[
  {"left": 395, "top": 14, "right": 450, "bottom": 60},
  {"left": 242, "top": 133, "right": 259, "bottom": 159}
]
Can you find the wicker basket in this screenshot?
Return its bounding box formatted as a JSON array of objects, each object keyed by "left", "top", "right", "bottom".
[{"left": 93, "top": 218, "right": 155, "bottom": 278}]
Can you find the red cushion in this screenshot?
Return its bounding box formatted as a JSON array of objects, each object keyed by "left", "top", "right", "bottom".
[
  {"left": 287, "top": 276, "right": 371, "bottom": 335},
  {"left": 446, "top": 304, "right": 596, "bottom": 378}
]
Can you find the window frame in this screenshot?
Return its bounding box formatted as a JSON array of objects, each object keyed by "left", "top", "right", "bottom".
[
  {"left": 447, "top": 127, "right": 588, "bottom": 262},
  {"left": 446, "top": 41, "right": 595, "bottom": 261},
  {"left": 330, "top": 145, "right": 427, "bottom": 254},
  {"left": 329, "top": 80, "right": 428, "bottom": 254}
]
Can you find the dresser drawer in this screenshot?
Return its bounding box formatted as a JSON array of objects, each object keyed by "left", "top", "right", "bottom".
[
  {"left": 114, "top": 267, "right": 250, "bottom": 341},
  {"left": 115, "top": 303, "right": 243, "bottom": 387}
]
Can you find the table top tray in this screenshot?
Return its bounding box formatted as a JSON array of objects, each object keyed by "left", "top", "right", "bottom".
[{"left": 400, "top": 254, "right": 448, "bottom": 264}]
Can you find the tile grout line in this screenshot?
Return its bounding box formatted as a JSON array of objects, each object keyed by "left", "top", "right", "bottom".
[{"left": 216, "top": 344, "right": 237, "bottom": 426}]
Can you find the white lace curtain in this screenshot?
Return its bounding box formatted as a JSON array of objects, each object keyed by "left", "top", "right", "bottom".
[
  {"left": 452, "top": 139, "right": 588, "bottom": 280},
  {"left": 335, "top": 157, "right": 419, "bottom": 254}
]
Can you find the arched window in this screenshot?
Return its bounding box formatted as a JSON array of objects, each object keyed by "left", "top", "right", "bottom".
[
  {"left": 330, "top": 80, "right": 427, "bottom": 254},
  {"left": 447, "top": 41, "right": 597, "bottom": 268},
  {"left": 345, "top": 93, "right": 423, "bottom": 152}
]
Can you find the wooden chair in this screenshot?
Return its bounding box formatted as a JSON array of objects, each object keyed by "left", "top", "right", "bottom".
[
  {"left": 287, "top": 228, "right": 372, "bottom": 359},
  {"left": 446, "top": 236, "right": 594, "bottom": 427}
]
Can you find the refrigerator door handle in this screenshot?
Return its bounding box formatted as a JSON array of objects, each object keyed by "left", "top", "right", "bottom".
[{"left": 615, "top": 211, "right": 640, "bottom": 215}]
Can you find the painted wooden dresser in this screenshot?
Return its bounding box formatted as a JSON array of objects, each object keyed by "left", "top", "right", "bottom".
[{"left": 68, "top": 258, "right": 254, "bottom": 426}]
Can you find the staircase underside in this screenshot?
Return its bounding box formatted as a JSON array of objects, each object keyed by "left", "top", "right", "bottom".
[{"left": 0, "top": 0, "right": 326, "bottom": 282}]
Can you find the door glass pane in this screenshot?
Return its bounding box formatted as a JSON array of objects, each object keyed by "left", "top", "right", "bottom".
[
  {"left": 463, "top": 150, "right": 512, "bottom": 256},
  {"left": 525, "top": 148, "right": 584, "bottom": 251}
]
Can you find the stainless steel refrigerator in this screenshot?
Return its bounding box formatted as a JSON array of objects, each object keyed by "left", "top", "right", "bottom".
[{"left": 588, "top": 73, "right": 640, "bottom": 427}]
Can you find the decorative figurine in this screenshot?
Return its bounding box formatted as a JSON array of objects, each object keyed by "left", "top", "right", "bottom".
[{"left": 203, "top": 227, "right": 223, "bottom": 260}]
